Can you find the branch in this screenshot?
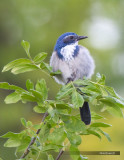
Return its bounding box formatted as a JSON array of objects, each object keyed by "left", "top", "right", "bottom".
[
  {"left": 56, "top": 149, "right": 64, "bottom": 160},
  {"left": 20, "top": 112, "right": 48, "bottom": 159}
]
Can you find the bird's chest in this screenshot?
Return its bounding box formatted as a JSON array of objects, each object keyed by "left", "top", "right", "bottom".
[
  {"left": 60, "top": 44, "right": 76, "bottom": 62},
  {"left": 60, "top": 53, "right": 78, "bottom": 82}
]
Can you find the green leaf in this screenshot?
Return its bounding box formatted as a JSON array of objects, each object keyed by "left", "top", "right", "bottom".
[
  {"left": 86, "top": 83, "right": 101, "bottom": 94},
  {"left": 97, "top": 128, "right": 111, "bottom": 142},
  {"left": 40, "top": 62, "right": 52, "bottom": 72},
  {"left": 96, "top": 73, "right": 106, "bottom": 85},
  {"left": 48, "top": 155, "right": 54, "bottom": 160},
  {"left": 101, "top": 131, "right": 111, "bottom": 142},
  {"left": 26, "top": 121, "right": 33, "bottom": 128},
  {"left": 21, "top": 118, "right": 27, "bottom": 127},
  {"left": 100, "top": 96, "right": 124, "bottom": 108},
  {"left": 69, "top": 145, "right": 80, "bottom": 160},
  {"left": 56, "top": 83, "right": 73, "bottom": 99},
  {"left": 87, "top": 129, "right": 101, "bottom": 140},
  {"left": 2, "top": 58, "right": 32, "bottom": 72},
  {"left": 67, "top": 132, "right": 82, "bottom": 146},
  {"left": 72, "top": 91, "right": 84, "bottom": 108},
  {"left": 33, "top": 52, "right": 47, "bottom": 63},
  {"left": 96, "top": 73, "right": 101, "bottom": 81},
  {"left": 89, "top": 127, "right": 112, "bottom": 142},
  {"left": 50, "top": 70, "right": 61, "bottom": 76},
  {"left": 42, "top": 144, "right": 60, "bottom": 152},
  {"left": 35, "top": 79, "right": 48, "bottom": 100},
  {"left": 33, "top": 105, "right": 46, "bottom": 113},
  {"left": 106, "top": 106, "right": 124, "bottom": 118},
  {"left": 105, "top": 86, "right": 124, "bottom": 101},
  {"left": 1, "top": 131, "right": 31, "bottom": 148},
  {"left": 4, "top": 138, "right": 21, "bottom": 147},
  {"left": 48, "top": 127, "right": 66, "bottom": 144},
  {"left": 73, "top": 79, "right": 90, "bottom": 86},
  {"left": 11, "top": 64, "right": 39, "bottom": 74},
  {"left": 4, "top": 92, "right": 21, "bottom": 104},
  {"left": 33, "top": 124, "right": 41, "bottom": 130},
  {"left": 79, "top": 84, "right": 101, "bottom": 97},
  {"left": 16, "top": 142, "right": 30, "bottom": 153},
  {"left": 21, "top": 40, "right": 31, "bottom": 58},
  {"left": 0, "top": 82, "right": 25, "bottom": 92},
  {"left": 52, "top": 114, "right": 60, "bottom": 123},
  {"left": 47, "top": 105, "right": 60, "bottom": 123},
  {"left": 30, "top": 89, "right": 44, "bottom": 102},
  {"left": 39, "top": 124, "right": 51, "bottom": 143},
  {"left": 90, "top": 122, "right": 112, "bottom": 128},
  {"left": 99, "top": 86, "right": 108, "bottom": 96},
  {"left": 91, "top": 112, "right": 105, "bottom": 120},
  {"left": 21, "top": 93, "right": 37, "bottom": 102},
  {"left": 26, "top": 79, "right": 34, "bottom": 91},
  {"left": 102, "top": 131, "right": 111, "bottom": 142},
  {"left": 104, "top": 86, "right": 117, "bottom": 97},
  {"left": 1, "top": 132, "right": 17, "bottom": 138},
  {"left": 64, "top": 117, "right": 86, "bottom": 133},
  {"left": 55, "top": 103, "right": 72, "bottom": 115}
]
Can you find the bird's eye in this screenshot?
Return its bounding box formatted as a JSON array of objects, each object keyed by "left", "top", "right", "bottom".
[{"left": 70, "top": 36, "right": 74, "bottom": 39}]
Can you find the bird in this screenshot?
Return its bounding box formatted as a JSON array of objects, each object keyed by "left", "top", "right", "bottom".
[{"left": 50, "top": 32, "right": 95, "bottom": 125}]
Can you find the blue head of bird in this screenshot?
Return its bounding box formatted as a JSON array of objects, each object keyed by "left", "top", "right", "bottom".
[{"left": 54, "top": 32, "right": 88, "bottom": 60}]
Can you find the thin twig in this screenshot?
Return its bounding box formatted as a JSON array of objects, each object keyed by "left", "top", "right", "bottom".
[
  {"left": 56, "top": 149, "right": 64, "bottom": 160},
  {"left": 20, "top": 112, "right": 48, "bottom": 159}
]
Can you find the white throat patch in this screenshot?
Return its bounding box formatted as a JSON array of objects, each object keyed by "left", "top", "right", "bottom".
[{"left": 60, "top": 42, "right": 78, "bottom": 62}]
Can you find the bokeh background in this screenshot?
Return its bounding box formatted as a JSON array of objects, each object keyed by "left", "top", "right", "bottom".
[{"left": 0, "top": 0, "right": 124, "bottom": 160}]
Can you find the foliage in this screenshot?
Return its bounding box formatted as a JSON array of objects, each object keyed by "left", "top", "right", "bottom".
[{"left": 0, "top": 41, "right": 124, "bottom": 160}]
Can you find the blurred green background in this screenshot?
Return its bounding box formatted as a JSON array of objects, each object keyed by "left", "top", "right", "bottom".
[{"left": 0, "top": 0, "right": 124, "bottom": 160}]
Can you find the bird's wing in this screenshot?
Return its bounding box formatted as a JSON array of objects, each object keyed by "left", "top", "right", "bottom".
[
  {"left": 73, "top": 45, "right": 95, "bottom": 79},
  {"left": 50, "top": 51, "right": 60, "bottom": 72},
  {"left": 50, "top": 51, "right": 74, "bottom": 84}
]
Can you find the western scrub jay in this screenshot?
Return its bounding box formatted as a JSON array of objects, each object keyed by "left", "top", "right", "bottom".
[{"left": 50, "top": 32, "right": 95, "bottom": 125}]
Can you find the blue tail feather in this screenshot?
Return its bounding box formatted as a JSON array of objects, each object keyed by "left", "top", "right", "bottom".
[{"left": 80, "top": 102, "right": 91, "bottom": 125}]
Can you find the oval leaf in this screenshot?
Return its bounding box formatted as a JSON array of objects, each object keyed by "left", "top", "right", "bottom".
[
  {"left": 4, "top": 92, "right": 21, "bottom": 104},
  {"left": 21, "top": 93, "right": 37, "bottom": 102},
  {"left": 107, "top": 106, "right": 124, "bottom": 118},
  {"left": 11, "top": 64, "right": 39, "bottom": 74},
  {"left": 4, "top": 139, "right": 21, "bottom": 147},
  {"left": 72, "top": 91, "right": 84, "bottom": 108},
  {"left": 50, "top": 70, "right": 61, "bottom": 76},
  {"left": 21, "top": 118, "right": 27, "bottom": 127},
  {"left": 35, "top": 79, "right": 48, "bottom": 100},
  {"left": 56, "top": 83, "right": 73, "bottom": 99},
  {"left": 87, "top": 129, "right": 101, "bottom": 140},
  {"left": 90, "top": 122, "right": 112, "bottom": 128},
  {"left": 30, "top": 89, "right": 44, "bottom": 102},
  {"left": 48, "top": 127, "right": 66, "bottom": 144},
  {"left": 33, "top": 105, "right": 46, "bottom": 113},
  {"left": 2, "top": 58, "right": 32, "bottom": 72},
  {"left": 21, "top": 40, "right": 31, "bottom": 58},
  {"left": 96, "top": 128, "right": 112, "bottom": 142},
  {"left": 69, "top": 145, "right": 80, "bottom": 160},
  {"left": 26, "top": 79, "right": 34, "bottom": 91},
  {"left": 0, "top": 82, "right": 25, "bottom": 92},
  {"left": 67, "top": 132, "right": 82, "bottom": 146},
  {"left": 33, "top": 52, "right": 47, "bottom": 63},
  {"left": 48, "top": 155, "right": 54, "bottom": 160},
  {"left": 65, "top": 117, "right": 86, "bottom": 132}
]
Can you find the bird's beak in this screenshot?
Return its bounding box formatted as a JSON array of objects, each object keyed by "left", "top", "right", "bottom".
[{"left": 77, "top": 36, "right": 88, "bottom": 41}]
